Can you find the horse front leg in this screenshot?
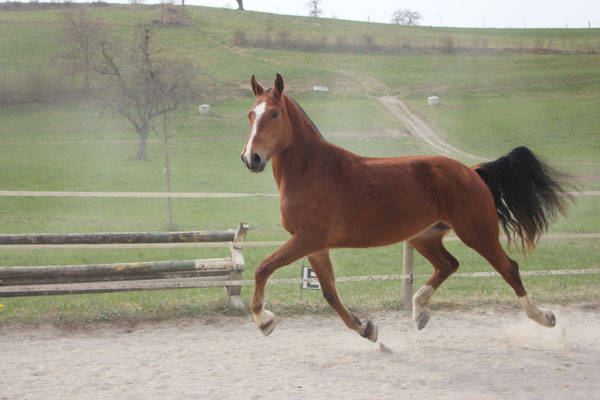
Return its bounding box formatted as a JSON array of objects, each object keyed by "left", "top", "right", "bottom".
[
  {"left": 308, "top": 250, "right": 378, "bottom": 342},
  {"left": 251, "top": 235, "right": 319, "bottom": 336}
]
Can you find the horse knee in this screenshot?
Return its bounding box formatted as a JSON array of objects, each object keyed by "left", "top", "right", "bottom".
[
  {"left": 250, "top": 299, "right": 264, "bottom": 315},
  {"left": 254, "top": 262, "right": 271, "bottom": 281}
]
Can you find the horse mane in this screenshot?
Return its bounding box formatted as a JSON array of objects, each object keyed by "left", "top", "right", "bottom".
[
  {"left": 288, "top": 96, "right": 326, "bottom": 141},
  {"left": 262, "top": 87, "right": 325, "bottom": 140}
]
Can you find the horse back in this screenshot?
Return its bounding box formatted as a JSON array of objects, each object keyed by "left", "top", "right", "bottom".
[{"left": 278, "top": 147, "right": 493, "bottom": 248}]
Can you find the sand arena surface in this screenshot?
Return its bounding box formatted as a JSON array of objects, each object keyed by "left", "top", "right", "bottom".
[{"left": 1, "top": 307, "right": 599, "bottom": 399}]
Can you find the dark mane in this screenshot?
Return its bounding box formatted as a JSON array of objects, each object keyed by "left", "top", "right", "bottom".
[{"left": 289, "top": 96, "right": 326, "bottom": 141}]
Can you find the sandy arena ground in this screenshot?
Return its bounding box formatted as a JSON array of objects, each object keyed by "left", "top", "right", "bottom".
[{"left": 1, "top": 306, "right": 599, "bottom": 399}]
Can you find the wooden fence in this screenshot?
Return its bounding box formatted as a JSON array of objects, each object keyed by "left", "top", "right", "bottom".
[
  {"left": 1, "top": 191, "right": 598, "bottom": 311},
  {"left": 0, "top": 223, "right": 249, "bottom": 308}
]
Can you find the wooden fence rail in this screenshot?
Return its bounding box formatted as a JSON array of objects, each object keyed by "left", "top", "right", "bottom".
[{"left": 0, "top": 230, "right": 236, "bottom": 245}]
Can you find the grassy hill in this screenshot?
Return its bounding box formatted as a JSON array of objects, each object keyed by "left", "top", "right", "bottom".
[
  {"left": 0, "top": 4, "right": 598, "bottom": 324},
  {"left": 1, "top": 4, "right": 599, "bottom": 160}
]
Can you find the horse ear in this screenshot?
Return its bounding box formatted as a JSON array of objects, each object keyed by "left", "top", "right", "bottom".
[
  {"left": 273, "top": 73, "right": 284, "bottom": 97},
  {"left": 251, "top": 75, "right": 264, "bottom": 97}
]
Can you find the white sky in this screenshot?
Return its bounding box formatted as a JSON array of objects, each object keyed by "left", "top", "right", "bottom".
[{"left": 191, "top": 0, "right": 598, "bottom": 28}]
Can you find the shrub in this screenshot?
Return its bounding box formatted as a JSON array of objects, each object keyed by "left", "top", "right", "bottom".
[
  {"left": 359, "top": 33, "right": 376, "bottom": 51},
  {"left": 277, "top": 28, "right": 292, "bottom": 47},
  {"left": 439, "top": 34, "right": 455, "bottom": 53}
]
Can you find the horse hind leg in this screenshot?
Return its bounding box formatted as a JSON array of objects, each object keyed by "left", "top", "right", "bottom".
[
  {"left": 452, "top": 222, "right": 556, "bottom": 327},
  {"left": 492, "top": 253, "right": 555, "bottom": 327},
  {"left": 408, "top": 223, "right": 459, "bottom": 330},
  {"left": 308, "top": 250, "right": 378, "bottom": 342}
]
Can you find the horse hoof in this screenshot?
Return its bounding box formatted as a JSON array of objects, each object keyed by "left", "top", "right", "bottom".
[
  {"left": 415, "top": 310, "right": 431, "bottom": 331},
  {"left": 361, "top": 320, "right": 378, "bottom": 342},
  {"left": 255, "top": 310, "right": 276, "bottom": 337},
  {"left": 259, "top": 318, "right": 276, "bottom": 337},
  {"left": 545, "top": 311, "right": 556, "bottom": 327}
]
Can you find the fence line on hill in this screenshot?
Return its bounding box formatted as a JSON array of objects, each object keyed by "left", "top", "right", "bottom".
[
  {"left": 0, "top": 191, "right": 279, "bottom": 198},
  {"left": 2, "top": 233, "right": 597, "bottom": 250},
  {"left": 0, "top": 190, "right": 597, "bottom": 198}
]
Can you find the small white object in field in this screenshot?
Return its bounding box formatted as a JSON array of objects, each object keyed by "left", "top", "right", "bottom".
[
  {"left": 313, "top": 86, "right": 330, "bottom": 92},
  {"left": 428, "top": 96, "right": 440, "bottom": 106},
  {"left": 198, "top": 104, "right": 211, "bottom": 115}
]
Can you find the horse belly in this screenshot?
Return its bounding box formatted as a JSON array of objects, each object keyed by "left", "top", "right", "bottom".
[{"left": 328, "top": 182, "right": 443, "bottom": 248}]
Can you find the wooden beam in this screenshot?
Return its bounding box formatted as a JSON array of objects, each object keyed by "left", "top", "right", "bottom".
[
  {"left": 0, "top": 230, "right": 236, "bottom": 245},
  {"left": 0, "top": 258, "right": 233, "bottom": 285},
  {"left": 0, "top": 276, "right": 235, "bottom": 297},
  {"left": 233, "top": 222, "right": 249, "bottom": 244}
]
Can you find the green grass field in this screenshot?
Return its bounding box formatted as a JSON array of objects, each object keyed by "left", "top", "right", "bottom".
[{"left": 0, "top": 4, "right": 598, "bottom": 325}]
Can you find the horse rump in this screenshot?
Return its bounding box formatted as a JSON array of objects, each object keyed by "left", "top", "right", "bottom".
[{"left": 474, "top": 146, "right": 574, "bottom": 251}]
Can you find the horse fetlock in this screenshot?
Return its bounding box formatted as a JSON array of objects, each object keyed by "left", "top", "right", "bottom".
[
  {"left": 254, "top": 309, "right": 276, "bottom": 336},
  {"left": 360, "top": 320, "right": 378, "bottom": 342},
  {"left": 518, "top": 294, "right": 555, "bottom": 327}
]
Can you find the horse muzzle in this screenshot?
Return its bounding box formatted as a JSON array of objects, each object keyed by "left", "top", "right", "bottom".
[{"left": 241, "top": 151, "right": 267, "bottom": 172}]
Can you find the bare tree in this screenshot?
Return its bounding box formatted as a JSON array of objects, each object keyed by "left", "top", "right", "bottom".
[
  {"left": 305, "top": 0, "right": 322, "bottom": 18},
  {"left": 150, "top": 62, "right": 194, "bottom": 229},
  {"left": 97, "top": 26, "right": 195, "bottom": 161},
  {"left": 59, "top": 9, "right": 106, "bottom": 94},
  {"left": 236, "top": 0, "right": 244, "bottom": 10},
  {"left": 391, "top": 9, "right": 422, "bottom": 26}
]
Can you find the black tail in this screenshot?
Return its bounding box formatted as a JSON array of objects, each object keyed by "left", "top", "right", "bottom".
[{"left": 475, "top": 146, "right": 574, "bottom": 251}]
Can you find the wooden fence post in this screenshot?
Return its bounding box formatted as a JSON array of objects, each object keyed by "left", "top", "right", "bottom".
[
  {"left": 402, "top": 242, "right": 414, "bottom": 311},
  {"left": 227, "top": 223, "right": 249, "bottom": 308}
]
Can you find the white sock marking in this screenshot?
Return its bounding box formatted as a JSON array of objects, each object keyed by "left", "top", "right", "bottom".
[{"left": 413, "top": 284, "right": 435, "bottom": 319}]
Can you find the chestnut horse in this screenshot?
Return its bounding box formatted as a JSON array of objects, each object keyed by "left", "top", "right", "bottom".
[{"left": 241, "top": 74, "right": 571, "bottom": 342}]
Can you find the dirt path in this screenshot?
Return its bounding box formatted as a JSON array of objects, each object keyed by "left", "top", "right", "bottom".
[
  {"left": 1, "top": 308, "right": 599, "bottom": 399},
  {"left": 377, "top": 96, "right": 489, "bottom": 162}
]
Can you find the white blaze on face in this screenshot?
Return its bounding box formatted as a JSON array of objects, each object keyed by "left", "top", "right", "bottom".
[{"left": 244, "top": 101, "right": 267, "bottom": 162}]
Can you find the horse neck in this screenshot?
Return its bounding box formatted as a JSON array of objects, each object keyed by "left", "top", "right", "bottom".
[{"left": 271, "top": 96, "right": 328, "bottom": 187}]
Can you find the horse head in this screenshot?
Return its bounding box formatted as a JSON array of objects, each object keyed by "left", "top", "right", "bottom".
[{"left": 241, "top": 74, "right": 292, "bottom": 172}]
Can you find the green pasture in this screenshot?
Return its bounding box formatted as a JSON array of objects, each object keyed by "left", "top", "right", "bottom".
[{"left": 0, "top": 4, "right": 598, "bottom": 325}]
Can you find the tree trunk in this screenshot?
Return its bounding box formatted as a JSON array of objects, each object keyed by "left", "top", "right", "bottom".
[
  {"left": 163, "top": 138, "right": 174, "bottom": 230},
  {"left": 84, "top": 64, "right": 91, "bottom": 95},
  {"left": 136, "top": 127, "right": 148, "bottom": 161},
  {"left": 236, "top": 0, "right": 244, "bottom": 10}
]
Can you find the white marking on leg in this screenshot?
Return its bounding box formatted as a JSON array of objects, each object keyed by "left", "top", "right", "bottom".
[
  {"left": 412, "top": 284, "right": 435, "bottom": 320},
  {"left": 243, "top": 101, "right": 267, "bottom": 162},
  {"left": 254, "top": 309, "right": 274, "bottom": 327},
  {"left": 518, "top": 294, "right": 555, "bottom": 327}
]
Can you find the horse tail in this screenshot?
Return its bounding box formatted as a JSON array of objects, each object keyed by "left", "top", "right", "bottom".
[{"left": 473, "top": 146, "right": 573, "bottom": 252}]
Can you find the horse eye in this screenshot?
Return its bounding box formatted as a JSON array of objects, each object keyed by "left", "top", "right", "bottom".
[{"left": 271, "top": 111, "right": 279, "bottom": 119}]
